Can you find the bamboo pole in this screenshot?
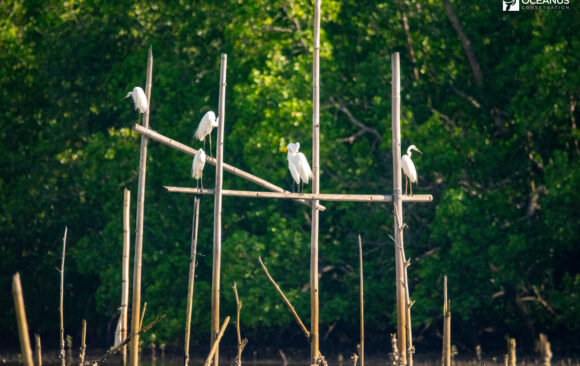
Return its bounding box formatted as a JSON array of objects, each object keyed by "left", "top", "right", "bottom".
[
  {"left": 184, "top": 197, "right": 200, "bottom": 366},
  {"left": 538, "top": 334, "right": 552, "bottom": 366},
  {"left": 358, "top": 235, "right": 364, "bottom": 366},
  {"left": 13, "top": 273, "right": 34, "bottom": 366},
  {"left": 121, "top": 189, "right": 130, "bottom": 366},
  {"left": 59, "top": 227, "right": 68, "bottom": 366},
  {"left": 391, "top": 52, "right": 407, "bottom": 364},
  {"left": 311, "top": 1, "right": 321, "bottom": 364},
  {"left": 132, "top": 124, "right": 325, "bottom": 210},
  {"left": 130, "top": 46, "right": 153, "bottom": 366},
  {"left": 164, "top": 187, "right": 433, "bottom": 203},
  {"left": 508, "top": 338, "right": 516, "bottom": 366},
  {"left": 258, "top": 256, "right": 310, "bottom": 341},
  {"left": 35, "top": 334, "right": 42, "bottom": 366},
  {"left": 442, "top": 275, "right": 451, "bottom": 366},
  {"left": 204, "top": 317, "right": 230, "bottom": 366},
  {"left": 79, "top": 320, "right": 86, "bottom": 366},
  {"left": 210, "top": 53, "right": 227, "bottom": 366}
]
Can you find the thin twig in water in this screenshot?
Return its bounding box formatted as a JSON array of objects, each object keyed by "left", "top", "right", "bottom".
[{"left": 59, "top": 227, "right": 68, "bottom": 366}]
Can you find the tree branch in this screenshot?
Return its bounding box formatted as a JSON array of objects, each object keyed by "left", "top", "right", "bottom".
[{"left": 329, "top": 96, "right": 382, "bottom": 143}]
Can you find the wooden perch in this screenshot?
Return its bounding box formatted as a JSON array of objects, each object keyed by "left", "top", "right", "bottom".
[
  {"left": 132, "top": 124, "right": 325, "bottom": 211},
  {"left": 164, "top": 187, "right": 433, "bottom": 203},
  {"left": 258, "top": 256, "right": 310, "bottom": 342}
]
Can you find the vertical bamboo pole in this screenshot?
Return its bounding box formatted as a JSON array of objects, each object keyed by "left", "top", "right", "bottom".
[
  {"left": 59, "top": 227, "right": 68, "bottom": 366},
  {"left": 358, "top": 235, "right": 364, "bottom": 366},
  {"left": 184, "top": 197, "right": 200, "bottom": 366},
  {"left": 442, "top": 276, "right": 451, "bottom": 366},
  {"left": 12, "top": 273, "right": 34, "bottom": 366},
  {"left": 121, "top": 189, "right": 130, "bottom": 366},
  {"left": 211, "top": 53, "right": 228, "bottom": 366},
  {"left": 311, "top": 1, "right": 321, "bottom": 365},
  {"left": 129, "top": 46, "right": 153, "bottom": 366},
  {"left": 35, "top": 334, "right": 42, "bottom": 366},
  {"left": 79, "top": 320, "right": 86, "bottom": 366},
  {"left": 391, "top": 52, "right": 407, "bottom": 365},
  {"left": 508, "top": 338, "right": 516, "bottom": 366}
]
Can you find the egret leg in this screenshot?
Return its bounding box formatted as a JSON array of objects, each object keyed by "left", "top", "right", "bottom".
[
  {"left": 405, "top": 178, "right": 408, "bottom": 195},
  {"left": 209, "top": 134, "right": 213, "bottom": 158},
  {"left": 300, "top": 181, "right": 304, "bottom": 195},
  {"left": 410, "top": 181, "right": 413, "bottom": 196},
  {"left": 201, "top": 175, "right": 204, "bottom": 191}
]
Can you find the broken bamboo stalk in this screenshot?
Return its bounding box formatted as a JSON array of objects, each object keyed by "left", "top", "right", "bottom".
[
  {"left": 183, "top": 197, "right": 200, "bottom": 366},
  {"left": 233, "top": 282, "right": 247, "bottom": 366},
  {"left": 258, "top": 256, "right": 310, "bottom": 341},
  {"left": 164, "top": 187, "right": 433, "bottom": 203},
  {"left": 129, "top": 46, "right": 153, "bottom": 366},
  {"left": 311, "top": 1, "right": 321, "bottom": 364},
  {"left": 121, "top": 189, "right": 130, "bottom": 366},
  {"left": 358, "top": 235, "right": 364, "bottom": 366},
  {"left": 391, "top": 52, "right": 407, "bottom": 365},
  {"left": 204, "top": 317, "right": 230, "bottom": 366},
  {"left": 132, "top": 124, "right": 325, "bottom": 211},
  {"left": 210, "top": 53, "right": 227, "bottom": 366},
  {"left": 538, "top": 333, "right": 552, "bottom": 366},
  {"left": 35, "top": 334, "right": 42, "bottom": 366},
  {"left": 79, "top": 320, "right": 86, "bottom": 366},
  {"left": 59, "top": 227, "right": 68, "bottom": 366},
  {"left": 13, "top": 273, "right": 34, "bottom": 366}
]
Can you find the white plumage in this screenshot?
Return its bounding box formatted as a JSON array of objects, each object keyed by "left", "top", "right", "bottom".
[
  {"left": 125, "top": 86, "right": 148, "bottom": 114},
  {"left": 287, "top": 142, "right": 312, "bottom": 192},
  {"left": 192, "top": 149, "right": 206, "bottom": 181},
  {"left": 401, "top": 144, "right": 422, "bottom": 195},
  {"left": 194, "top": 111, "right": 219, "bottom": 155}
]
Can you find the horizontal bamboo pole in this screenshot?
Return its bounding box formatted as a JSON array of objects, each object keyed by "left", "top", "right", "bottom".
[
  {"left": 164, "top": 187, "right": 433, "bottom": 203},
  {"left": 133, "top": 124, "right": 325, "bottom": 211}
]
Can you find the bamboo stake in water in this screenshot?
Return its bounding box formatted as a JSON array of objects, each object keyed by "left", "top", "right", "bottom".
[
  {"left": 508, "top": 338, "right": 516, "bottom": 366},
  {"left": 211, "top": 53, "right": 228, "bottom": 366},
  {"left": 184, "top": 197, "right": 200, "bottom": 366},
  {"left": 13, "top": 273, "right": 34, "bottom": 366},
  {"left": 79, "top": 320, "right": 87, "bottom": 366},
  {"left": 130, "top": 46, "right": 153, "bottom": 366},
  {"left": 35, "top": 334, "right": 42, "bottom": 366},
  {"left": 121, "top": 189, "right": 131, "bottom": 366},
  {"left": 59, "top": 227, "right": 68, "bottom": 366},
  {"left": 310, "top": 1, "right": 321, "bottom": 364},
  {"left": 442, "top": 275, "right": 451, "bottom": 366},
  {"left": 204, "top": 317, "right": 230, "bottom": 366},
  {"left": 358, "top": 235, "right": 364, "bottom": 366}
]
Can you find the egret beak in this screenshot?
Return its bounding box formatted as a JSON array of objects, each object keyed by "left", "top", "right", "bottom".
[
  {"left": 413, "top": 147, "right": 423, "bottom": 155},
  {"left": 283, "top": 146, "right": 288, "bottom": 152}
]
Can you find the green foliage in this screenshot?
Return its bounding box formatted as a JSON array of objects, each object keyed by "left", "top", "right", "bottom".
[{"left": 1, "top": 0, "right": 579, "bottom": 355}]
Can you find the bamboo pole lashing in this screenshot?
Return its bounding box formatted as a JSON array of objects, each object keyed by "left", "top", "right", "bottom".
[
  {"left": 184, "top": 197, "right": 200, "bottom": 366},
  {"left": 130, "top": 46, "right": 153, "bottom": 366},
  {"left": 13, "top": 273, "right": 34, "bottom": 366},
  {"left": 210, "top": 53, "right": 227, "bottom": 366},
  {"left": 258, "top": 256, "right": 310, "bottom": 341},
  {"left": 132, "top": 124, "right": 325, "bottom": 211}
]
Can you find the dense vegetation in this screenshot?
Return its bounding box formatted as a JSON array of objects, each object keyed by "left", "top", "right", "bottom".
[{"left": 1, "top": 0, "right": 579, "bottom": 358}]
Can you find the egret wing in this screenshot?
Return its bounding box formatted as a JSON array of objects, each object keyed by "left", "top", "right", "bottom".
[
  {"left": 295, "top": 153, "right": 312, "bottom": 184},
  {"left": 287, "top": 155, "right": 301, "bottom": 184},
  {"left": 401, "top": 155, "right": 418, "bottom": 183}
]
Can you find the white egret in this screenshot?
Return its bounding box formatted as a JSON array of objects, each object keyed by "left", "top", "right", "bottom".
[
  {"left": 191, "top": 149, "right": 206, "bottom": 189},
  {"left": 194, "top": 111, "right": 219, "bottom": 156},
  {"left": 125, "top": 87, "right": 148, "bottom": 123},
  {"left": 401, "top": 144, "right": 422, "bottom": 195},
  {"left": 287, "top": 142, "right": 313, "bottom": 193}
]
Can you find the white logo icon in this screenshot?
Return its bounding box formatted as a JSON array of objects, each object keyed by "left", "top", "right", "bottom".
[{"left": 504, "top": 0, "right": 520, "bottom": 11}]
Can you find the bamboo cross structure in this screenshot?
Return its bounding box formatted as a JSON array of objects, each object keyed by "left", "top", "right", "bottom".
[
  {"left": 129, "top": 46, "right": 153, "bottom": 366},
  {"left": 125, "top": 7, "right": 431, "bottom": 366}
]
